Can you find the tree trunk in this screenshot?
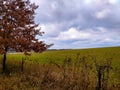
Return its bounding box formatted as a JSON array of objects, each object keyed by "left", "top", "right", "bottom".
[
  {"left": 96, "top": 66, "right": 103, "bottom": 90},
  {"left": 21, "top": 58, "right": 25, "bottom": 72},
  {"left": 2, "top": 47, "right": 8, "bottom": 73}
]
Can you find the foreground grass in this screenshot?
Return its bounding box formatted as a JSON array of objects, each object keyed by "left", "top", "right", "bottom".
[{"left": 0, "top": 46, "right": 120, "bottom": 89}]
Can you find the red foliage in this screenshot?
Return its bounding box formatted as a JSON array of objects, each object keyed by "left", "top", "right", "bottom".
[{"left": 0, "top": 0, "right": 48, "bottom": 55}]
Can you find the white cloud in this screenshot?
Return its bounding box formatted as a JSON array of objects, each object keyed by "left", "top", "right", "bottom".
[
  {"left": 40, "top": 26, "right": 120, "bottom": 49},
  {"left": 52, "top": 27, "right": 120, "bottom": 42},
  {"left": 94, "top": 8, "right": 111, "bottom": 19},
  {"left": 55, "top": 28, "right": 91, "bottom": 40},
  {"left": 84, "top": 0, "right": 92, "bottom": 4},
  {"left": 104, "top": 38, "right": 114, "bottom": 42},
  {"left": 40, "top": 23, "right": 61, "bottom": 37},
  {"left": 109, "top": 0, "right": 118, "bottom": 4}
]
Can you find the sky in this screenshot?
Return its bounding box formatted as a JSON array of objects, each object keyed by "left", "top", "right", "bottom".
[{"left": 30, "top": 0, "right": 120, "bottom": 49}]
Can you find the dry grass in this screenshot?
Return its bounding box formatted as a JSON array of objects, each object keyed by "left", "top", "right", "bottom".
[{"left": 0, "top": 55, "right": 120, "bottom": 90}]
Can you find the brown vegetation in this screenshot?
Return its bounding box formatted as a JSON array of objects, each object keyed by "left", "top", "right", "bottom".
[{"left": 0, "top": 55, "right": 119, "bottom": 90}]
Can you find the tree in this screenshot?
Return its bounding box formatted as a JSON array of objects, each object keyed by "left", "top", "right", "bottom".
[{"left": 0, "top": 0, "right": 48, "bottom": 73}]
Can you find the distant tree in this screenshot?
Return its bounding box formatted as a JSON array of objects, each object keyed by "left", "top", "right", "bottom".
[{"left": 0, "top": 0, "right": 48, "bottom": 73}]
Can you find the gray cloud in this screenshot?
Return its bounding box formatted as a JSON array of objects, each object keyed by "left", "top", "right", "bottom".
[{"left": 30, "top": 0, "right": 120, "bottom": 49}]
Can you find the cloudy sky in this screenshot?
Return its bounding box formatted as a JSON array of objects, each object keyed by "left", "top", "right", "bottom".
[{"left": 30, "top": 0, "right": 120, "bottom": 49}]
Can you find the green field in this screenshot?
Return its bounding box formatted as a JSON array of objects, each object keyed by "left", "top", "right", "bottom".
[
  {"left": 6, "top": 46, "right": 120, "bottom": 74},
  {"left": 5, "top": 46, "right": 120, "bottom": 67},
  {"left": 0, "top": 46, "right": 120, "bottom": 89}
]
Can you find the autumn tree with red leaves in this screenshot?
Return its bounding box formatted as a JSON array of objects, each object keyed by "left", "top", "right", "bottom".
[{"left": 0, "top": 0, "right": 49, "bottom": 73}]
